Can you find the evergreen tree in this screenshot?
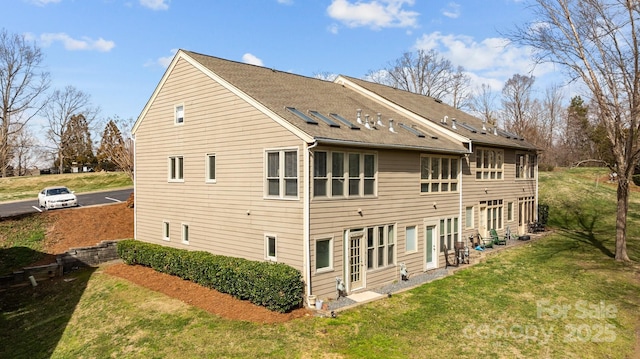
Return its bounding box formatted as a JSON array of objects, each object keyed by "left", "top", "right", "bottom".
[{"left": 59, "top": 114, "right": 96, "bottom": 170}]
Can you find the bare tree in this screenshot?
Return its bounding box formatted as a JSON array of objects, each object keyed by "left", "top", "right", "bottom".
[
  {"left": 371, "top": 49, "right": 455, "bottom": 100},
  {"left": 539, "top": 84, "right": 565, "bottom": 168},
  {"left": 449, "top": 66, "right": 473, "bottom": 110},
  {"left": 43, "top": 85, "right": 98, "bottom": 173},
  {"left": 0, "top": 29, "right": 50, "bottom": 177},
  {"left": 471, "top": 83, "right": 499, "bottom": 126},
  {"left": 501, "top": 74, "right": 538, "bottom": 139},
  {"left": 510, "top": 0, "right": 638, "bottom": 261},
  {"left": 11, "top": 124, "right": 38, "bottom": 176}
]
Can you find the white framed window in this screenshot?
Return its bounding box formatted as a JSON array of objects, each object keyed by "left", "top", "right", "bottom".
[
  {"left": 313, "top": 150, "right": 376, "bottom": 198},
  {"left": 516, "top": 153, "right": 536, "bottom": 179},
  {"left": 475, "top": 148, "right": 503, "bottom": 180},
  {"left": 266, "top": 149, "right": 298, "bottom": 199},
  {"left": 169, "top": 156, "right": 184, "bottom": 182},
  {"left": 206, "top": 153, "right": 216, "bottom": 183},
  {"left": 481, "top": 199, "right": 504, "bottom": 230},
  {"left": 465, "top": 206, "right": 474, "bottom": 229},
  {"left": 366, "top": 224, "right": 395, "bottom": 270},
  {"left": 182, "top": 223, "right": 189, "bottom": 244},
  {"left": 507, "top": 202, "right": 514, "bottom": 222},
  {"left": 265, "top": 235, "right": 277, "bottom": 261},
  {"left": 406, "top": 225, "right": 417, "bottom": 252},
  {"left": 439, "top": 217, "right": 459, "bottom": 253},
  {"left": 162, "top": 221, "right": 170, "bottom": 241},
  {"left": 315, "top": 238, "right": 333, "bottom": 272},
  {"left": 420, "top": 155, "right": 459, "bottom": 193},
  {"left": 175, "top": 104, "right": 184, "bottom": 124}
]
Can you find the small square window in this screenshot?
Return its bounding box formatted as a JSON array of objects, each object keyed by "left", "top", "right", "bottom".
[
  {"left": 265, "top": 235, "right": 277, "bottom": 261},
  {"left": 175, "top": 105, "right": 184, "bottom": 124}
]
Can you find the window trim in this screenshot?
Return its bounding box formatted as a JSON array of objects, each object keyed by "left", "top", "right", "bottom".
[
  {"left": 205, "top": 153, "right": 216, "bottom": 183},
  {"left": 175, "top": 104, "right": 184, "bottom": 125},
  {"left": 313, "top": 150, "right": 377, "bottom": 199},
  {"left": 315, "top": 237, "right": 333, "bottom": 273},
  {"left": 162, "top": 221, "right": 170, "bottom": 241},
  {"left": 265, "top": 148, "right": 299, "bottom": 200},
  {"left": 475, "top": 147, "right": 503, "bottom": 181},
  {"left": 420, "top": 155, "right": 459, "bottom": 193},
  {"left": 168, "top": 155, "right": 184, "bottom": 182},
  {"left": 265, "top": 234, "right": 277, "bottom": 261},
  {"left": 181, "top": 223, "right": 189, "bottom": 244}
]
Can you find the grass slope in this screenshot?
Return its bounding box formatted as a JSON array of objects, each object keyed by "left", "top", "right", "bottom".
[{"left": 1, "top": 168, "right": 638, "bottom": 358}]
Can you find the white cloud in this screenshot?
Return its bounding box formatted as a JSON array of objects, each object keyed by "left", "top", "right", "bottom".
[
  {"left": 442, "top": 2, "right": 461, "bottom": 19},
  {"left": 413, "top": 31, "right": 554, "bottom": 83},
  {"left": 328, "top": 23, "right": 340, "bottom": 34},
  {"left": 25, "top": 0, "right": 61, "bottom": 6},
  {"left": 242, "top": 53, "right": 264, "bottom": 66},
  {"left": 38, "top": 33, "right": 115, "bottom": 52},
  {"left": 144, "top": 49, "right": 177, "bottom": 68},
  {"left": 140, "top": 0, "right": 169, "bottom": 11},
  {"left": 327, "top": 0, "right": 419, "bottom": 30},
  {"left": 277, "top": 0, "right": 293, "bottom": 4}
]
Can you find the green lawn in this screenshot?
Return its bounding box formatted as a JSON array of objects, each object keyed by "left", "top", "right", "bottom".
[
  {"left": 1, "top": 168, "right": 638, "bottom": 358},
  {"left": 0, "top": 172, "right": 132, "bottom": 202}
]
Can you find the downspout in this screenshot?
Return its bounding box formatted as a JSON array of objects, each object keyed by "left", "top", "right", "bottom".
[{"left": 304, "top": 140, "right": 318, "bottom": 306}]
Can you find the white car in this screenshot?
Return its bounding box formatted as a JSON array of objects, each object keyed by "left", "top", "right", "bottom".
[{"left": 38, "top": 186, "right": 78, "bottom": 210}]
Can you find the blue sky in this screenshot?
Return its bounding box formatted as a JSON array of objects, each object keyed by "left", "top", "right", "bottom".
[{"left": 4, "top": 0, "right": 556, "bottom": 134}]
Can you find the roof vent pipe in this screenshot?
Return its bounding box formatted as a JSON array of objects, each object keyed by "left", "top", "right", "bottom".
[
  {"left": 376, "top": 113, "right": 384, "bottom": 127},
  {"left": 356, "top": 109, "right": 363, "bottom": 124},
  {"left": 451, "top": 118, "right": 457, "bottom": 130},
  {"left": 493, "top": 127, "right": 498, "bottom": 135},
  {"left": 389, "top": 119, "right": 396, "bottom": 133},
  {"left": 364, "top": 114, "right": 372, "bottom": 130},
  {"left": 443, "top": 115, "right": 448, "bottom": 124},
  {"left": 482, "top": 121, "right": 487, "bottom": 131}
]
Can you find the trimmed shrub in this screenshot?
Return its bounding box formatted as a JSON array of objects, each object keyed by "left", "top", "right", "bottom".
[{"left": 116, "top": 240, "right": 304, "bottom": 312}]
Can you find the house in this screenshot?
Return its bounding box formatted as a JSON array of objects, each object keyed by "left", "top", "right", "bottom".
[{"left": 132, "top": 50, "right": 538, "bottom": 304}]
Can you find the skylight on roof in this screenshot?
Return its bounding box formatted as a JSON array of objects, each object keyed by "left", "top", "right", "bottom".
[
  {"left": 398, "top": 123, "right": 425, "bottom": 138},
  {"left": 285, "top": 107, "right": 318, "bottom": 125},
  {"left": 329, "top": 113, "right": 360, "bottom": 130},
  {"left": 309, "top": 110, "right": 340, "bottom": 128},
  {"left": 459, "top": 122, "right": 478, "bottom": 133}
]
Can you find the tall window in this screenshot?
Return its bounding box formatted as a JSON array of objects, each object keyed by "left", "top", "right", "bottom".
[
  {"left": 406, "top": 225, "right": 417, "bottom": 252},
  {"left": 516, "top": 153, "right": 537, "bottom": 179},
  {"left": 420, "top": 155, "right": 459, "bottom": 192},
  {"left": 175, "top": 104, "right": 184, "bottom": 124},
  {"left": 182, "top": 224, "right": 189, "bottom": 244},
  {"left": 507, "top": 202, "right": 514, "bottom": 222},
  {"left": 266, "top": 149, "right": 298, "bottom": 198},
  {"left": 366, "top": 224, "right": 395, "bottom": 270},
  {"left": 465, "top": 206, "right": 474, "bottom": 229},
  {"left": 169, "top": 156, "right": 184, "bottom": 181},
  {"left": 312, "top": 150, "right": 376, "bottom": 198},
  {"left": 481, "top": 199, "right": 504, "bottom": 230},
  {"left": 162, "top": 221, "right": 170, "bottom": 241},
  {"left": 265, "top": 235, "right": 277, "bottom": 261},
  {"left": 476, "top": 148, "right": 503, "bottom": 180},
  {"left": 206, "top": 154, "right": 216, "bottom": 182},
  {"left": 439, "top": 217, "right": 459, "bottom": 253},
  {"left": 315, "top": 238, "right": 332, "bottom": 271}
]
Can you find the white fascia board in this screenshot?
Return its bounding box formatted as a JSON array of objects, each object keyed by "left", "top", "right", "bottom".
[{"left": 334, "top": 76, "right": 470, "bottom": 144}]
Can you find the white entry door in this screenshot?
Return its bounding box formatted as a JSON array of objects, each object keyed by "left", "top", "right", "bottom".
[
  {"left": 425, "top": 224, "right": 438, "bottom": 270},
  {"left": 348, "top": 231, "right": 365, "bottom": 290}
]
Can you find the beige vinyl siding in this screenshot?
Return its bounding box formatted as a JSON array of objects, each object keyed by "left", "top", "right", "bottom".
[
  {"left": 309, "top": 148, "right": 461, "bottom": 299},
  {"left": 461, "top": 146, "right": 537, "bottom": 239},
  {"left": 135, "top": 58, "right": 305, "bottom": 270}
]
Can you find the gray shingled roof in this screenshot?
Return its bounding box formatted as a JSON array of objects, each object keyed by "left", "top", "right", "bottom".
[
  {"left": 185, "top": 50, "right": 526, "bottom": 154},
  {"left": 341, "top": 76, "right": 538, "bottom": 151}
]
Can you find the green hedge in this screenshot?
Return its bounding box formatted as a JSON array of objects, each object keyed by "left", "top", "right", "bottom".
[{"left": 116, "top": 240, "right": 304, "bottom": 313}]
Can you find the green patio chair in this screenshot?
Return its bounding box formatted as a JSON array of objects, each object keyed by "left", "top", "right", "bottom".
[{"left": 490, "top": 228, "right": 506, "bottom": 245}]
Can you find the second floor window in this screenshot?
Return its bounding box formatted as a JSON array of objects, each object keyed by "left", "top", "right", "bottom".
[
  {"left": 266, "top": 149, "right": 298, "bottom": 199},
  {"left": 313, "top": 150, "right": 376, "bottom": 198},
  {"left": 476, "top": 148, "right": 503, "bottom": 180},
  {"left": 169, "top": 156, "right": 184, "bottom": 181},
  {"left": 175, "top": 104, "right": 184, "bottom": 124},
  {"left": 516, "top": 153, "right": 536, "bottom": 179},
  {"left": 420, "top": 156, "right": 458, "bottom": 193}
]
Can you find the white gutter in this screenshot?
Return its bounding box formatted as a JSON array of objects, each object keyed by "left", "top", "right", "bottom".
[{"left": 303, "top": 140, "right": 318, "bottom": 305}]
